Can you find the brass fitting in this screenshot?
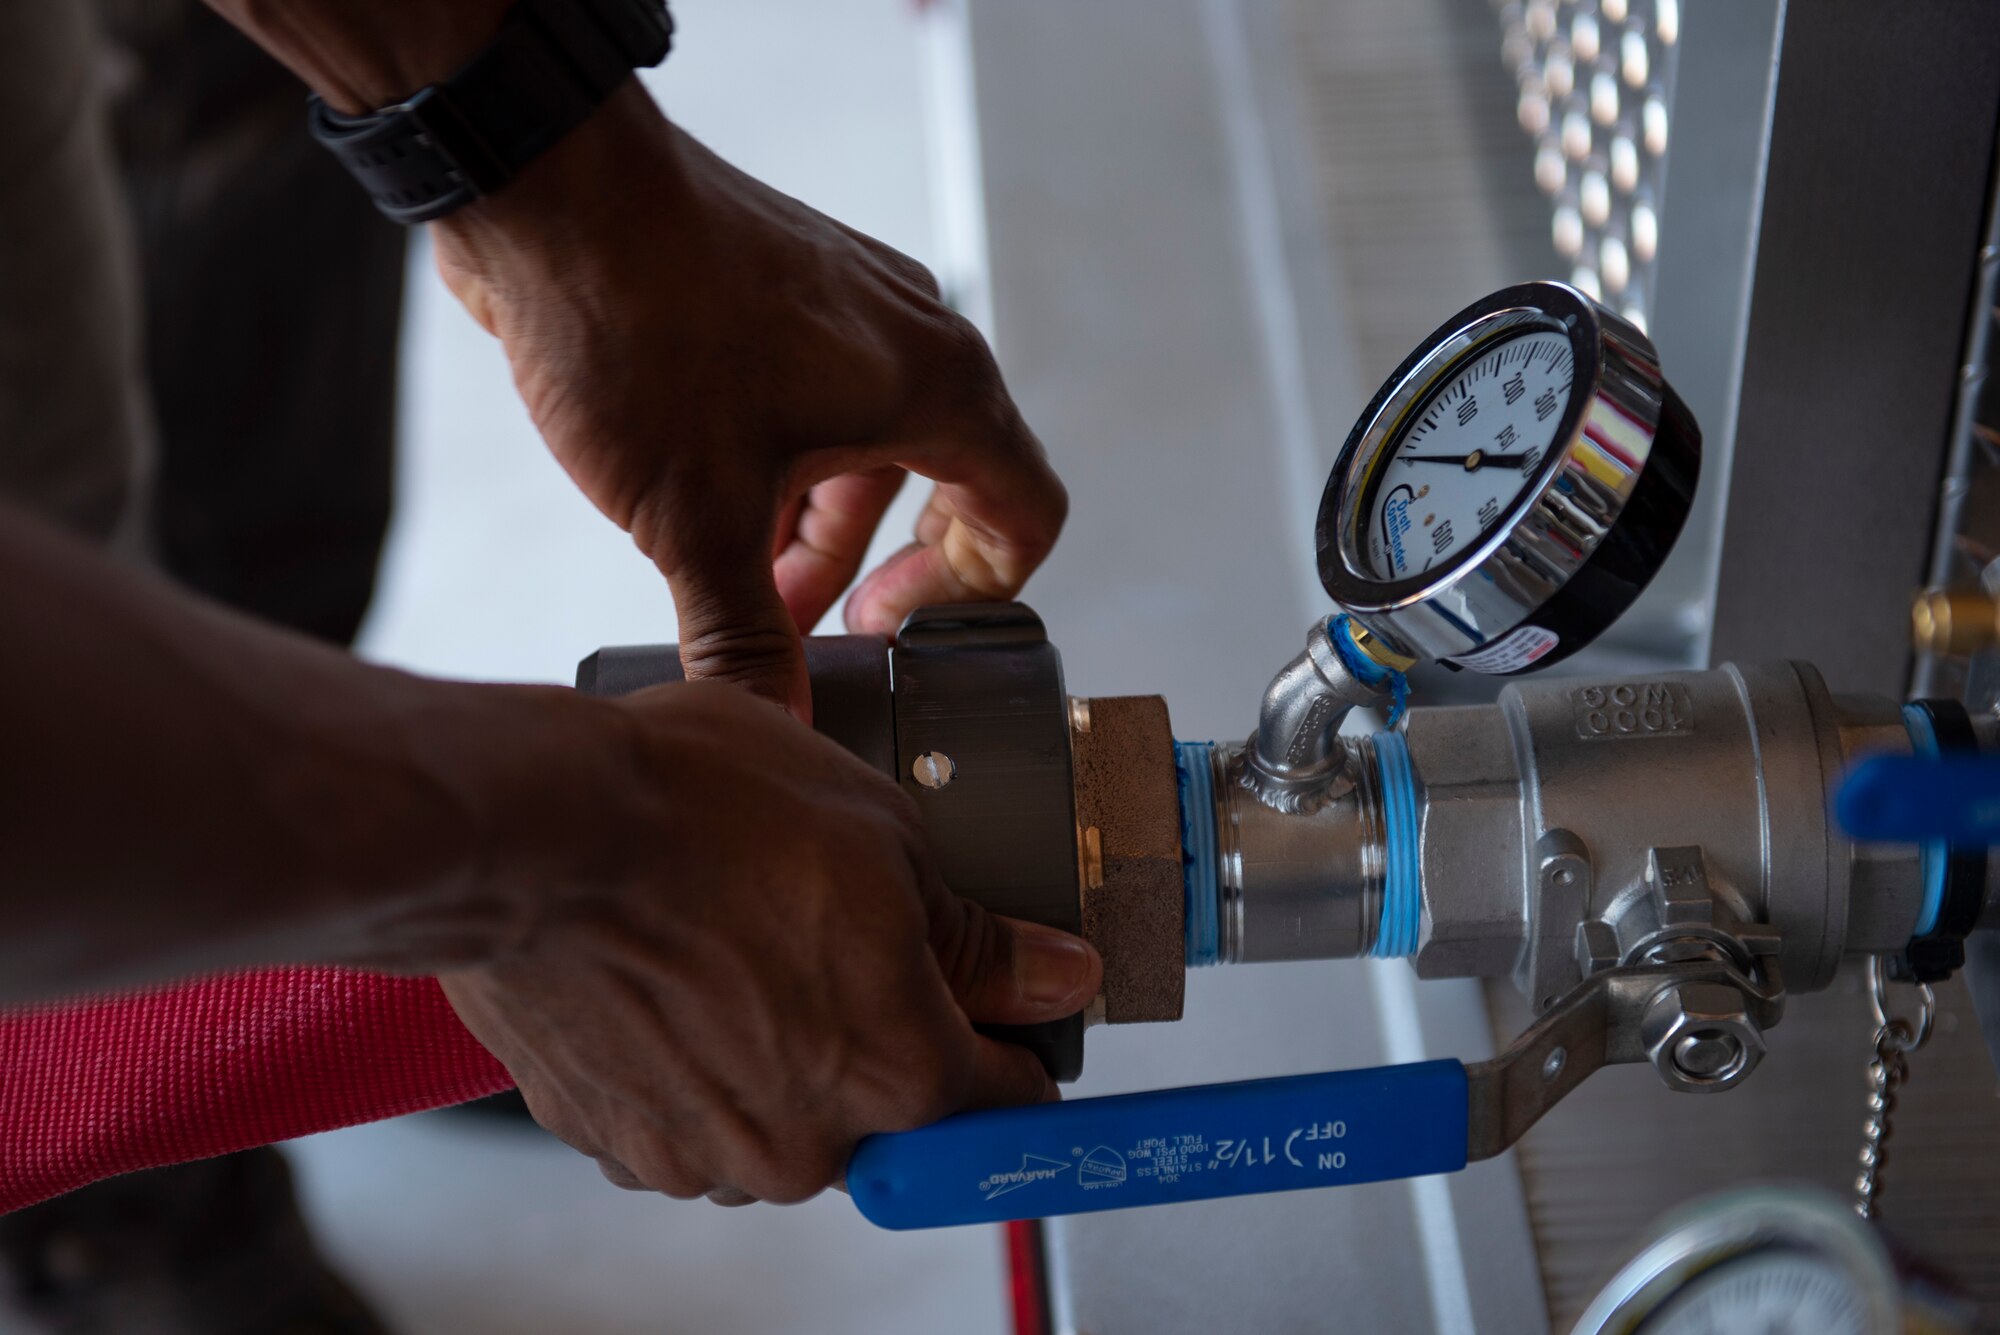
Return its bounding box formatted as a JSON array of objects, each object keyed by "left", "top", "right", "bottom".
[
  {"left": 1912, "top": 588, "right": 2000, "bottom": 656},
  {"left": 1069, "top": 696, "right": 1185, "bottom": 1023}
]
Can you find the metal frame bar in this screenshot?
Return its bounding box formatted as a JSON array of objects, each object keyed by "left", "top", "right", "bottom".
[{"left": 1703, "top": 1, "right": 2000, "bottom": 695}]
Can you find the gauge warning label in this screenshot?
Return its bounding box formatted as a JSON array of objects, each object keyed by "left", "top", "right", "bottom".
[{"left": 1446, "top": 625, "right": 1559, "bottom": 673}]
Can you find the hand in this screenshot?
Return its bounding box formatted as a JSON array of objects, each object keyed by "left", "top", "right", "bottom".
[
  {"left": 433, "top": 86, "right": 1067, "bottom": 719},
  {"left": 439, "top": 681, "right": 1102, "bottom": 1205}
]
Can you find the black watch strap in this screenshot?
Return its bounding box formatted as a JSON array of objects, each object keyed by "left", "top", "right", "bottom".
[{"left": 307, "top": 0, "right": 673, "bottom": 225}]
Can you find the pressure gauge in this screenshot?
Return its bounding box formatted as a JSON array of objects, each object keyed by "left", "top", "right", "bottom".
[
  {"left": 1568, "top": 1187, "right": 1964, "bottom": 1335},
  {"left": 1315, "top": 281, "right": 1699, "bottom": 673},
  {"left": 1635, "top": 1253, "right": 1878, "bottom": 1335}
]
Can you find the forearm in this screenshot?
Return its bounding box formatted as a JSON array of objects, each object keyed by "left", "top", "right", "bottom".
[
  {"left": 0, "top": 503, "right": 607, "bottom": 1003},
  {"left": 204, "top": 0, "right": 513, "bottom": 112},
  {"left": 203, "top": 0, "right": 695, "bottom": 332}
]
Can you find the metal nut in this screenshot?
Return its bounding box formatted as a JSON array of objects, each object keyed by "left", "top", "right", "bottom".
[{"left": 1639, "top": 981, "right": 1764, "bottom": 1093}]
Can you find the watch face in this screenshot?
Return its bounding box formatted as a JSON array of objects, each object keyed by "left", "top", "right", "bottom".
[{"left": 1364, "top": 328, "right": 1575, "bottom": 580}]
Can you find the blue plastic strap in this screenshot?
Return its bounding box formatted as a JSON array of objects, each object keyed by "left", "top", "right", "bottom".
[
  {"left": 1372, "top": 730, "right": 1422, "bottom": 958},
  {"left": 1329, "top": 615, "right": 1410, "bottom": 726},
  {"left": 1903, "top": 704, "right": 1947, "bottom": 937},
  {"left": 1904, "top": 700, "right": 1941, "bottom": 760},
  {"left": 1177, "top": 741, "right": 1221, "bottom": 967},
  {"left": 849, "top": 1059, "right": 1470, "bottom": 1230}
]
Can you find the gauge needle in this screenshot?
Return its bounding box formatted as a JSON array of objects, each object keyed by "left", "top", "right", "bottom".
[{"left": 1401, "top": 450, "right": 1537, "bottom": 471}]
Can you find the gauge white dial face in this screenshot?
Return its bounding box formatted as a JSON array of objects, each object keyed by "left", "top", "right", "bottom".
[
  {"left": 1365, "top": 329, "right": 1575, "bottom": 579},
  {"left": 1641, "top": 1253, "right": 1873, "bottom": 1335}
]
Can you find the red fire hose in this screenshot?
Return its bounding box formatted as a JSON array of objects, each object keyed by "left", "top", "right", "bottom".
[{"left": 0, "top": 968, "right": 512, "bottom": 1213}]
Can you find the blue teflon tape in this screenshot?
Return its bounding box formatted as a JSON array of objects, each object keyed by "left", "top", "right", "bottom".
[
  {"left": 1902, "top": 703, "right": 1947, "bottom": 937},
  {"left": 1177, "top": 741, "right": 1221, "bottom": 967},
  {"left": 1330, "top": 615, "right": 1410, "bottom": 727},
  {"left": 1372, "top": 730, "right": 1422, "bottom": 958}
]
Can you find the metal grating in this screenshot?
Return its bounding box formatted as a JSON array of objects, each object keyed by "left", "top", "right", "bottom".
[
  {"left": 1911, "top": 134, "right": 2000, "bottom": 708},
  {"left": 1281, "top": 0, "right": 1550, "bottom": 390},
  {"left": 1492, "top": 0, "right": 1679, "bottom": 330}
]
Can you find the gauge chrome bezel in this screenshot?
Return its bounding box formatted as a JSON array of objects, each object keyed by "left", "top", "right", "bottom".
[
  {"left": 1568, "top": 1187, "right": 1902, "bottom": 1335},
  {"left": 1315, "top": 281, "right": 1697, "bottom": 672}
]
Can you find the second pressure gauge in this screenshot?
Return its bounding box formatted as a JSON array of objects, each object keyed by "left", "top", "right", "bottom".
[
  {"left": 1316, "top": 281, "right": 1699, "bottom": 674},
  {"left": 1567, "top": 1187, "right": 1959, "bottom": 1335}
]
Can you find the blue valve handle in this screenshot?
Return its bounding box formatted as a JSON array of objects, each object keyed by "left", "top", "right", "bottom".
[
  {"left": 1838, "top": 754, "right": 2000, "bottom": 845},
  {"left": 847, "top": 1059, "right": 1469, "bottom": 1230}
]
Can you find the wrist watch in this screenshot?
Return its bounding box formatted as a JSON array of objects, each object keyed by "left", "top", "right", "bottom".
[{"left": 307, "top": 0, "right": 674, "bottom": 225}]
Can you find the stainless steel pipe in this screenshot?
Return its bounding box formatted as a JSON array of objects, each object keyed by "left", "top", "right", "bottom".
[{"left": 1191, "top": 660, "right": 1928, "bottom": 1003}]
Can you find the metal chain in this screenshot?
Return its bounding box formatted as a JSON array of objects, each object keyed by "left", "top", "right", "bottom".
[{"left": 1855, "top": 954, "right": 1936, "bottom": 1220}]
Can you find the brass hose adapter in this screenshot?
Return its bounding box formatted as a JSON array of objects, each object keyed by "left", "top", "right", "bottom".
[{"left": 1912, "top": 588, "right": 2000, "bottom": 656}]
